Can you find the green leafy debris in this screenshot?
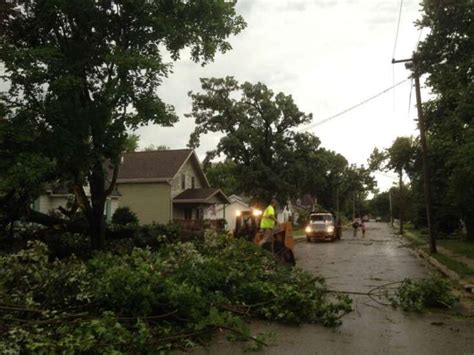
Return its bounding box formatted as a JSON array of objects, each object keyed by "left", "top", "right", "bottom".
[
  {"left": 389, "top": 277, "right": 458, "bottom": 312},
  {"left": 0, "top": 232, "right": 352, "bottom": 352}
]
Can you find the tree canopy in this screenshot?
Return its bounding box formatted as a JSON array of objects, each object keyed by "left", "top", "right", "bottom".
[
  {"left": 188, "top": 77, "right": 313, "bottom": 203},
  {"left": 415, "top": 0, "right": 474, "bottom": 239},
  {"left": 0, "top": 0, "right": 246, "bottom": 248},
  {"left": 188, "top": 77, "right": 375, "bottom": 212}
]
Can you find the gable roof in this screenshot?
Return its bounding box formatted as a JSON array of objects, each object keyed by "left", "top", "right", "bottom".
[
  {"left": 215, "top": 196, "right": 249, "bottom": 212},
  {"left": 117, "top": 149, "right": 209, "bottom": 186},
  {"left": 173, "top": 188, "right": 230, "bottom": 204}
]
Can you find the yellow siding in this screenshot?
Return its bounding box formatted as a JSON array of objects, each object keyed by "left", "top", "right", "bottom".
[{"left": 118, "top": 183, "right": 171, "bottom": 224}]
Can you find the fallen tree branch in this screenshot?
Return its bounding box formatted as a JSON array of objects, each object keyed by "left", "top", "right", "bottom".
[
  {"left": 117, "top": 310, "right": 178, "bottom": 321},
  {"left": 0, "top": 304, "right": 46, "bottom": 314},
  {"left": 216, "top": 324, "right": 268, "bottom": 347}
]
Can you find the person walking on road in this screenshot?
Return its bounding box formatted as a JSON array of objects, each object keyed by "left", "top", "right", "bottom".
[
  {"left": 260, "top": 198, "right": 278, "bottom": 246},
  {"left": 352, "top": 218, "right": 359, "bottom": 237},
  {"left": 361, "top": 218, "right": 367, "bottom": 237}
]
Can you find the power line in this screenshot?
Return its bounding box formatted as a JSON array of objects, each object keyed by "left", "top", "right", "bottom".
[
  {"left": 408, "top": 78, "right": 413, "bottom": 116},
  {"left": 298, "top": 78, "right": 410, "bottom": 132},
  {"left": 373, "top": 171, "right": 398, "bottom": 181},
  {"left": 392, "top": 0, "right": 404, "bottom": 60}
]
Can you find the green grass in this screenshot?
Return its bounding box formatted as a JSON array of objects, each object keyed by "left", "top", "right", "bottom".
[
  {"left": 403, "top": 224, "right": 474, "bottom": 277},
  {"left": 430, "top": 252, "right": 474, "bottom": 278},
  {"left": 437, "top": 240, "right": 474, "bottom": 259},
  {"left": 293, "top": 228, "right": 305, "bottom": 237},
  {"left": 403, "top": 228, "right": 428, "bottom": 247}
]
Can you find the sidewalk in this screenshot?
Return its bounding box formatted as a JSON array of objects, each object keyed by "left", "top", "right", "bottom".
[{"left": 395, "top": 224, "right": 474, "bottom": 293}]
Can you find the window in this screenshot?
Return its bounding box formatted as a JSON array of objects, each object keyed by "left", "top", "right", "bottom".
[
  {"left": 181, "top": 174, "right": 186, "bottom": 190},
  {"left": 191, "top": 176, "right": 195, "bottom": 189}
]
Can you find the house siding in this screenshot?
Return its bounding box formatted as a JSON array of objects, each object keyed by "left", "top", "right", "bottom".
[
  {"left": 37, "top": 195, "right": 52, "bottom": 213},
  {"left": 35, "top": 194, "right": 119, "bottom": 220},
  {"left": 118, "top": 182, "right": 171, "bottom": 224},
  {"left": 205, "top": 200, "right": 250, "bottom": 231},
  {"left": 171, "top": 160, "right": 204, "bottom": 198},
  {"left": 49, "top": 196, "right": 71, "bottom": 212}
]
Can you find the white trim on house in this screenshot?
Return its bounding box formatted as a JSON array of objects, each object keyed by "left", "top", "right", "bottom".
[{"left": 171, "top": 151, "right": 210, "bottom": 188}]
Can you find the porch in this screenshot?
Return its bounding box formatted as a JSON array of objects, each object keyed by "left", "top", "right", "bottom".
[{"left": 172, "top": 188, "right": 230, "bottom": 232}]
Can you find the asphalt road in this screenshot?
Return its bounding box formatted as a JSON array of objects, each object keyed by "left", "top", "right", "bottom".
[{"left": 199, "top": 222, "right": 474, "bottom": 355}]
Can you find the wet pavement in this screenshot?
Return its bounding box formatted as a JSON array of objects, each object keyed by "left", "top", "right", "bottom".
[{"left": 199, "top": 222, "right": 474, "bottom": 354}]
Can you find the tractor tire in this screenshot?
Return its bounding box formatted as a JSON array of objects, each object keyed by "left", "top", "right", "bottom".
[{"left": 262, "top": 240, "right": 296, "bottom": 267}]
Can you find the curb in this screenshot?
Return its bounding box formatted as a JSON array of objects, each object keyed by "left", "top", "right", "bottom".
[{"left": 395, "top": 228, "right": 474, "bottom": 294}]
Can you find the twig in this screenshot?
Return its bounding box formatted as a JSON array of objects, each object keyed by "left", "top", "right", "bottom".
[
  {"left": 324, "top": 289, "right": 370, "bottom": 296},
  {"left": 117, "top": 310, "right": 178, "bottom": 321},
  {"left": 0, "top": 304, "right": 45, "bottom": 314},
  {"left": 216, "top": 325, "right": 268, "bottom": 347},
  {"left": 154, "top": 329, "right": 210, "bottom": 344},
  {"left": 219, "top": 304, "right": 251, "bottom": 316}
]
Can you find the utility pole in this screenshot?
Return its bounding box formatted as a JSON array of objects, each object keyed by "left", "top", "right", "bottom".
[
  {"left": 352, "top": 192, "right": 356, "bottom": 220},
  {"left": 399, "top": 172, "right": 404, "bottom": 235},
  {"left": 392, "top": 54, "right": 437, "bottom": 253},
  {"left": 389, "top": 189, "right": 393, "bottom": 227}
]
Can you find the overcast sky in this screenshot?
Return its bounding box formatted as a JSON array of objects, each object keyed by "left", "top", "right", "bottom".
[
  {"left": 136, "top": 0, "right": 425, "bottom": 192},
  {"left": 1, "top": 0, "right": 426, "bottom": 192}
]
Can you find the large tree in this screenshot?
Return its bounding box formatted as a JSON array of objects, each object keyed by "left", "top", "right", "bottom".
[
  {"left": 416, "top": 0, "right": 474, "bottom": 239},
  {"left": 0, "top": 0, "right": 245, "bottom": 248},
  {"left": 188, "top": 77, "right": 313, "bottom": 203},
  {"left": 370, "top": 137, "right": 415, "bottom": 234}
]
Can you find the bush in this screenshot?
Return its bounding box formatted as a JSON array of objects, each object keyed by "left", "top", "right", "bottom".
[
  {"left": 107, "top": 224, "right": 137, "bottom": 240},
  {"left": 0, "top": 233, "right": 352, "bottom": 352},
  {"left": 389, "top": 277, "right": 458, "bottom": 312},
  {"left": 111, "top": 207, "right": 138, "bottom": 226}
]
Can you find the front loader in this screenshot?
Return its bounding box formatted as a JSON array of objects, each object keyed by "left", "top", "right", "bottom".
[{"left": 234, "top": 210, "right": 295, "bottom": 266}]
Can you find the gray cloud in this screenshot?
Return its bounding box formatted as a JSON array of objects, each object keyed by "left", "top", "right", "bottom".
[{"left": 2, "top": 0, "right": 424, "bottom": 193}]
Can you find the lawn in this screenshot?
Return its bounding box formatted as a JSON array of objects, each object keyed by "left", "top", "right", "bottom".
[
  {"left": 404, "top": 224, "right": 474, "bottom": 278},
  {"left": 429, "top": 252, "right": 474, "bottom": 278},
  {"left": 437, "top": 239, "right": 474, "bottom": 259}
]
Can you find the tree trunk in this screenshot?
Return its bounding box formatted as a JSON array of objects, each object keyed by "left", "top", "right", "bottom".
[
  {"left": 88, "top": 165, "right": 107, "bottom": 250},
  {"left": 399, "top": 171, "right": 403, "bottom": 235},
  {"left": 465, "top": 219, "right": 474, "bottom": 242},
  {"left": 88, "top": 198, "right": 106, "bottom": 250}
]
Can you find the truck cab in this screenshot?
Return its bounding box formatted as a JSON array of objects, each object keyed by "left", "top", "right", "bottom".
[{"left": 305, "top": 212, "right": 341, "bottom": 242}]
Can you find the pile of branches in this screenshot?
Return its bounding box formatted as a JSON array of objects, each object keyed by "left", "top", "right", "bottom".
[{"left": 0, "top": 231, "right": 352, "bottom": 353}]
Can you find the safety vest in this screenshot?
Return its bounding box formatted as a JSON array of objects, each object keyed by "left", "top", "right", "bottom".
[{"left": 260, "top": 205, "right": 275, "bottom": 229}]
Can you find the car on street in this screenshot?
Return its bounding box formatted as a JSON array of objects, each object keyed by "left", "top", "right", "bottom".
[{"left": 305, "top": 212, "right": 340, "bottom": 242}]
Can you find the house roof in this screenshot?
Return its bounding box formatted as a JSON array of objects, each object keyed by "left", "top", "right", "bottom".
[
  {"left": 173, "top": 188, "right": 230, "bottom": 204},
  {"left": 117, "top": 149, "right": 210, "bottom": 187},
  {"left": 215, "top": 196, "right": 249, "bottom": 212}
]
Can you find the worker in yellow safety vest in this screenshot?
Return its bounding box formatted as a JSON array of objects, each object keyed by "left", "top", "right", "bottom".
[{"left": 260, "top": 198, "right": 278, "bottom": 245}]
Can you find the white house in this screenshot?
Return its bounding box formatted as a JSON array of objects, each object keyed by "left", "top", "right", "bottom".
[
  {"left": 32, "top": 185, "right": 120, "bottom": 222},
  {"left": 205, "top": 194, "right": 250, "bottom": 231}
]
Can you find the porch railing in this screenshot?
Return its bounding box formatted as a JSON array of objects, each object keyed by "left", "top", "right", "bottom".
[{"left": 173, "top": 219, "right": 226, "bottom": 231}]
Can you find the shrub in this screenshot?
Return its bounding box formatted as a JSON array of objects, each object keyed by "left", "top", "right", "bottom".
[
  {"left": 111, "top": 207, "right": 138, "bottom": 226},
  {"left": 389, "top": 277, "right": 458, "bottom": 312},
  {"left": 107, "top": 224, "right": 137, "bottom": 240},
  {"left": 0, "top": 233, "right": 352, "bottom": 352}
]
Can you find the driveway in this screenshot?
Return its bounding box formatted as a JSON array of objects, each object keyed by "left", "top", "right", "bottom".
[{"left": 199, "top": 222, "right": 474, "bottom": 354}]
